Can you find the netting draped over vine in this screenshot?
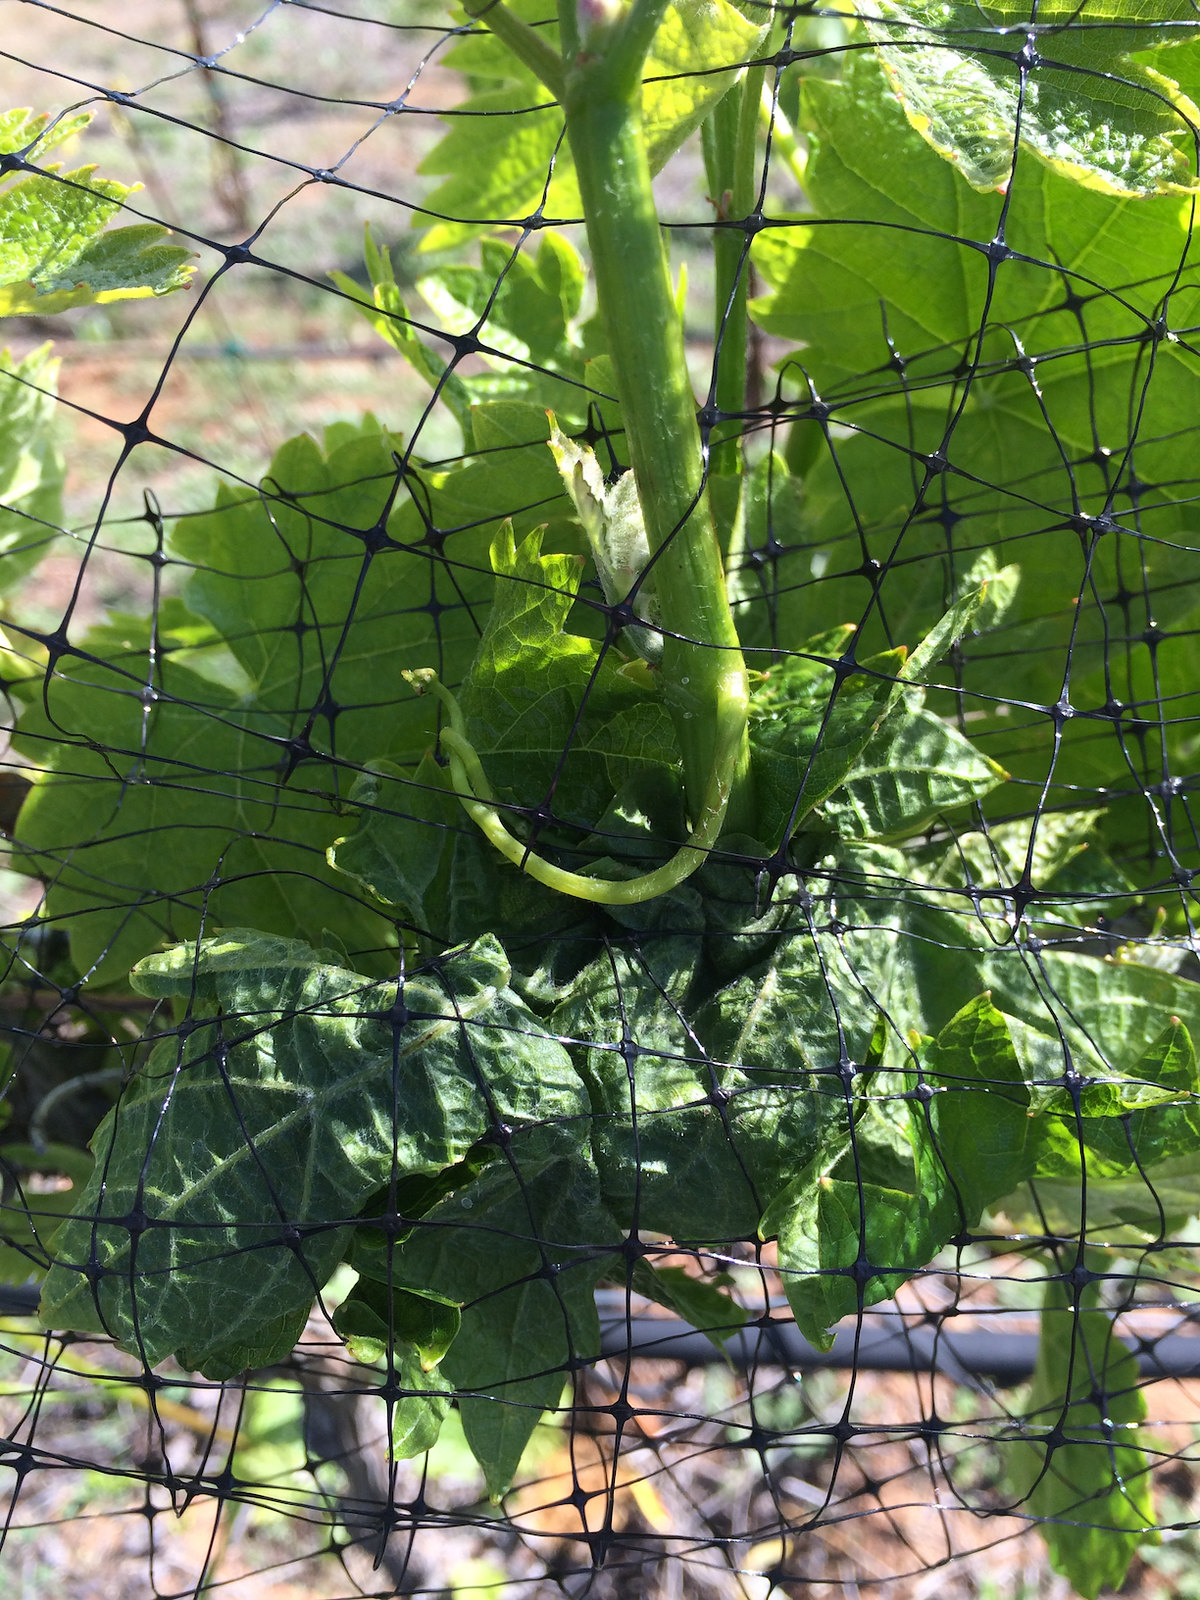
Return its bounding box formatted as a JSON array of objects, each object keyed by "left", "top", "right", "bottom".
[{"left": 3, "top": 1, "right": 1200, "bottom": 1596}]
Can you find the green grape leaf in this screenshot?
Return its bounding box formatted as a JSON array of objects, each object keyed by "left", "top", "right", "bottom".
[
  {"left": 389, "top": 1353, "right": 454, "bottom": 1459},
  {"left": 38, "top": 931, "right": 589, "bottom": 1375},
  {"left": 639, "top": 0, "right": 769, "bottom": 173},
  {"left": 917, "top": 992, "right": 1034, "bottom": 1225},
  {"left": 752, "top": 49, "right": 1200, "bottom": 385},
  {"left": 822, "top": 700, "right": 1006, "bottom": 840},
  {"left": 329, "top": 755, "right": 462, "bottom": 935},
  {"left": 770, "top": 1162, "right": 929, "bottom": 1351},
  {"left": 1036, "top": 1016, "right": 1197, "bottom": 1118},
  {"left": 746, "top": 46, "right": 1200, "bottom": 828},
  {"left": 12, "top": 414, "right": 560, "bottom": 982},
  {"left": 0, "top": 342, "right": 63, "bottom": 592},
  {"left": 749, "top": 649, "right": 904, "bottom": 844},
  {"left": 554, "top": 904, "right": 876, "bottom": 1240},
  {"left": 386, "top": 1149, "right": 620, "bottom": 1498},
  {"left": 0, "top": 1141, "right": 94, "bottom": 1286},
  {"left": 1006, "top": 1278, "right": 1154, "bottom": 1596},
  {"left": 0, "top": 140, "right": 194, "bottom": 313},
  {"left": 415, "top": 233, "right": 592, "bottom": 420},
  {"left": 551, "top": 939, "right": 732, "bottom": 1238},
  {"left": 850, "top": 860, "right": 1200, "bottom": 1234},
  {"left": 725, "top": 450, "right": 810, "bottom": 620},
  {"left": 918, "top": 810, "right": 1107, "bottom": 893},
  {"left": 331, "top": 747, "right": 598, "bottom": 962},
  {"left": 856, "top": 0, "right": 1200, "bottom": 196},
  {"left": 417, "top": 84, "right": 580, "bottom": 256},
  {"left": 768, "top": 994, "right": 1033, "bottom": 1347},
  {"left": 319, "top": 1273, "right": 457, "bottom": 1456},
  {"left": 461, "top": 519, "right": 591, "bottom": 779},
  {"left": 695, "top": 843, "right": 818, "bottom": 986},
  {"left": 984, "top": 944, "right": 1200, "bottom": 1075},
  {"left": 1022, "top": 1019, "right": 1200, "bottom": 1235},
  {"left": 750, "top": 581, "right": 987, "bottom": 844}
]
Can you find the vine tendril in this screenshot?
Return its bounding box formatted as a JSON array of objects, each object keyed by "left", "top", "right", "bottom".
[{"left": 403, "top": 667, "right": 742, "bottom": 906}]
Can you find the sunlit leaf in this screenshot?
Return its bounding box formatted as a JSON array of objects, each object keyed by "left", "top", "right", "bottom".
[
  {"left": 856, "top": 0, "right": 1200, "bottom": 196},
  {"left": 0, "top": 142, "right": 193, "bottom": 314}
]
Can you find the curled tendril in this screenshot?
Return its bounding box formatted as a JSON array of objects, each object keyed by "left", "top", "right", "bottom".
[{"left": 403, "top": 667, "right": 741, "bottom": 906}]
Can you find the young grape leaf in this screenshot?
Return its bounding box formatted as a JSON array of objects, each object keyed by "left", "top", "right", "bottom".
[
  {"left": 0, "top": 342, "right": 64, "bottom": 592},
  {"left": 12, "top": 609, "right": 400, "bottom": 987},
  {"left": 725, "top": 449, "right": 811, "bottom": 624},
  {"left": 332, "top": 1276, "right": 461, "bottom": 1371},
  {"left": 1, "top": 109, "right": 92, "bottom": 160},
  {"left": 913, "top": 812, "right": 1140, "bottom": 954},
  {"left": 459, "top": 520, "right": 679, "bottom": 829},
  {"left": 415, "top": 233, "right": 593, "bottom": 421},
  {"left": 857, "top": 0, "right": 1200, "bottom": 196},
  {"left": 38, "top": 931, "right": 589, "bottom": 1375},
  {"left": 695, "top": 845, "right": 816, "bottom": 986},
  {"left": 971, "top": 936, "right": 1200, "bottom": 1071},
  {"left": 330, "top": 225, "right": 475, "bottom": 445},
  {"left": 1, "top": 112, "right": 194, "bottom": 313},
  {"left": 548, "top": 421, "right": 660, "bottom": 659},
  {"left": 391, "top": 1352, "right": 454, "bottom": 1459},
  {"left": 1006, "top": 1277, "right": 1154, "bottom": 1597},
  {"left": 639, "top": 0, "right": 770, "bottom": 174},
  {"left": 331, "top": 745, "right": 620, "bottom": 974},
  {"left": 854, "top": 839, "right": 1200, "bottom": 1061},
  {"left": 329, "top": 1277, "right": 456, "bottom": 1455},
  {"left": 917, "top": 810, "right": 1107, "bottom": 894},
  {"left": 421, "top": 233, "right": 586, "bottom": 368}
]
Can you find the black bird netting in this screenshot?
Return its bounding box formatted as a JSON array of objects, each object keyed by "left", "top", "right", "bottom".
[{"left": 5, "top": 1, "right": 1200, "bottom": 1595}]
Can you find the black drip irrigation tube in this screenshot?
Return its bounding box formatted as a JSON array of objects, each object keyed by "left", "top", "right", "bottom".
[
  {"left": 596, "top": 1312, "right": 1200, "bottom": 1385},
  {"left": 5, "top": 1281, "right": 1200, "bottom": 1385}
]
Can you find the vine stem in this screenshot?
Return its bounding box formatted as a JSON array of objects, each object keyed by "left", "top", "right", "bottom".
[
  {"left": 557, "top": 2, "right": 753, "bottom": 831},
  {"left": 458, "top": 0, "right": 757, "bottom": 877}
]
